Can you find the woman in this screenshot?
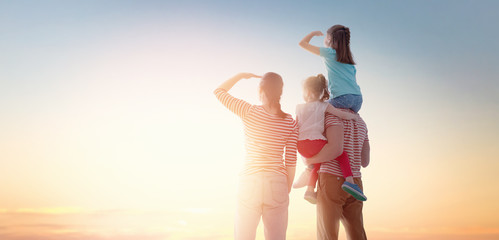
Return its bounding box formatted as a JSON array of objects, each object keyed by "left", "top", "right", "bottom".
[{"left": 214, "top": 72, "right": 298, "bottom": 240}]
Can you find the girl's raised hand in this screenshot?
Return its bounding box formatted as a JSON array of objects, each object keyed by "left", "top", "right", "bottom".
[{"left": 311, "top": 31, "right": 324, "bottom": 37}]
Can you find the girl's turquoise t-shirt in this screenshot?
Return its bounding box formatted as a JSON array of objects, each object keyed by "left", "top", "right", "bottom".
[{"left": 319, "top": 47, "right": 362, "bottom": 98}]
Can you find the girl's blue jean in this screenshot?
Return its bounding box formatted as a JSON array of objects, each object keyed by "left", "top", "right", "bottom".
[{"left": 328, "top": 94, "right": 363, "bottom": 113}]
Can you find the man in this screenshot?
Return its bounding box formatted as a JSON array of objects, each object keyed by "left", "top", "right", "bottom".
[{"left": 305, "top": 111, "right": 370, "bottom": 240}]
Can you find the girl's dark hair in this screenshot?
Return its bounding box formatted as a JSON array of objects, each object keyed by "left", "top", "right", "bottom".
[
  {"left": 304, "top": 74, "right": 330, "bottom": 101},
  {"left": 327, "top": 25, "right": 355, "bottom": 65},
  {"left": 260, "top": 72, "right": 287, "bottom": 118}
]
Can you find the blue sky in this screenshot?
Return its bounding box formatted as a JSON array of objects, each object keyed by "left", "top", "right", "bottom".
[{"left": 2, "top": 0, "right": 498, "bottom": 110}]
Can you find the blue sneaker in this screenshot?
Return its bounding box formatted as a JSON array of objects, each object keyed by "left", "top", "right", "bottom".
[{"left": 341, "top": 182, "right": 367, "bottom": 201}]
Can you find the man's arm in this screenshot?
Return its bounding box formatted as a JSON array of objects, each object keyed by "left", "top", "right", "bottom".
[
  {"left": 304, "top": 124, "right": 344, "bottom": 165},
  {"left": 361, "top": 140, "right": 370, "bottom": 168}
]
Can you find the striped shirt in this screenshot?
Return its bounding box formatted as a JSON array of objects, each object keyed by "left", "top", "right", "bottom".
[
  {"left": 214, "top": 88, "right": 298, "bottom": 176},
  {"left": 319, "top": 111, "right": 369, "bottom": 178}
]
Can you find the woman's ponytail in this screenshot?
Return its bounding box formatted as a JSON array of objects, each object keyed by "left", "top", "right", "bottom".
[{"left": 260, "top": 72, "right": 287, "bottom": 119}]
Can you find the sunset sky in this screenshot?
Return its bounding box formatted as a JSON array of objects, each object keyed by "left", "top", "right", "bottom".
[{"left": 1, "top": 0, "right": 498, "bottom": 239}]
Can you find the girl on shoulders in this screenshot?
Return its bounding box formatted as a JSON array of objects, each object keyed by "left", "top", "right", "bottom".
[{"left": 299, "top": 25, "right": 363, "bottom": 113}]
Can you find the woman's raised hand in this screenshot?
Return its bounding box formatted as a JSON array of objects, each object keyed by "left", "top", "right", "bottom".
[
  {"left": 237, "top": 73, "right": 262, "bottom": 79},
  {"left": 218, "top": 73, "right": 262, "bottom": 91}
]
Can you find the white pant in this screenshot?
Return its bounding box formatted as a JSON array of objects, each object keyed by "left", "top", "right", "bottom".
[{"left": 235, "top": 171, "right": 289, "bottom": 240}]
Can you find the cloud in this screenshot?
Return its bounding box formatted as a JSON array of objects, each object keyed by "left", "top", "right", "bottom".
[
  {"left": 367, "top": 226, "right": 499, "bottom": 240},
  {"left": 0, "top": 207, "right": 233, "bottom": 240},
  {"left": 0, "top": 208, "right": 83, "bottom": 216},
  {"left": 181, "top": 208, "right": 212, "bottom": 214},
  {"left": 0, "top": 232, "right": 169, "bottom": 240},
  {"left": 1, "top": 208, "right": 498, "bottom": 240}
]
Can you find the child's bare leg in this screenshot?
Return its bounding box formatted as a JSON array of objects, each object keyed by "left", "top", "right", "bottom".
[
  {"left": 307, "top": 164, "right": 320, "bottom": 192},
  {"left": 345, "top": 176, "right": 354, "bottom": 184}
]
